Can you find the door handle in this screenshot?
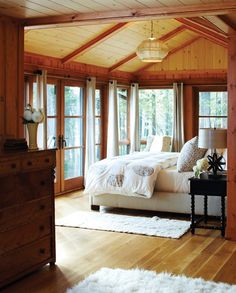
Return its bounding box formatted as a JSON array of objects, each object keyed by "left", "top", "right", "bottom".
[{"left": 62, "top": 135, "right": 67, "bottom": 149}]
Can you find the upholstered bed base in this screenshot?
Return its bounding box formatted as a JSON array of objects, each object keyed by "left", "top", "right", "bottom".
[{"left": 90, "top": 192, "right": 222, "bottom": 216}]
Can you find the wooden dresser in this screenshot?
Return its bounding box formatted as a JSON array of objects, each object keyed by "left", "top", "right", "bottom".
[{"left": 0, "top": 149, "right": 56, "bottom": 288}]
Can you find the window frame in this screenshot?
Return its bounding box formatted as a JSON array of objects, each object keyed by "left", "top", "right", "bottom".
[
  {"left": 117, "top": 85, "right": 130, "bottom": 155},
  {"left": 194, "top": 85, "right": 228, "bottom": 134}
]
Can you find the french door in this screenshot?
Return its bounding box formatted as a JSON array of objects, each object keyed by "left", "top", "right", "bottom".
[{"left": 46, "top": 79, "right": 85, "bottom": 194}]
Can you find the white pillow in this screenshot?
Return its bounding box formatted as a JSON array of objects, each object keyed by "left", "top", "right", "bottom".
[
  {"left": 149, "top": 136, "right": 163, "bottom": 152},
  {"left": 149, "top": 135, "right": 172, "bottom": 152},
  {"left": 177, "top": 136, "right": 207, "bottom": 172}
]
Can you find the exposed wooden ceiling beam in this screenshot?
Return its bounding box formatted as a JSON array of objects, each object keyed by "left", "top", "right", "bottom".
[
  {"left": 109, "top": 25, "right": 186, "bottom": 72},
  {"left": 159, "top": 25, "right": 186, "bottom": 41},
  {"left": 186, "top": 16, "right": 227, "bottom": 35},
  {"left": 109, "top": 53, "right": 137, "bottom": 72},
  {"left": 23, "top": 2, "right": 236, "bottom": 28},
  {"left": 134, "top": 36, "right": 201, "bottom": 74},
  {"left": 61, "top": 22, "right": 128, "bottom": 64},
  {"left": 217, "top": 15, "right": 236, "bottom": 31},
  {"left": 176, "top": 18, "right": 228, "bottom": 48}
]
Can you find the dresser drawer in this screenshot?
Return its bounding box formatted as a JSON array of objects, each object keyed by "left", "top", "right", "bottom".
[
  {"left": 18, "top": 170, "right": 53, "bottom": 202},
  {"left": 0, "top": 197, "right": 52, "bottom": 231},
  {"left": 0, "top": 216, "right": 51, "bottom": 254},
  {"left": 0, "top": 159, "right": 20, "bottom": 176},
  {"left": 21, "top": 153, "right": 55, "bottom": 171},
  {"left": 0, "top": 170, "right": 53, "bottom": 208},
  {"left": 0, "top": 236, "right": 52, "bottom": 287}
]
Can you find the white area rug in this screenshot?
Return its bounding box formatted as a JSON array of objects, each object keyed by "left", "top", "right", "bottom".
[
  {"left": 67, "top": 267, "right": 236, "bottom": 293},
  {"left": 56, "top": 211, "right": 190, "bottom": 239}
]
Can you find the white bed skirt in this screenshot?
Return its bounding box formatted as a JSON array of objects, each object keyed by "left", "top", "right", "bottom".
[{"left": 90, "top": 192, "right": 223, "bottom": 216}]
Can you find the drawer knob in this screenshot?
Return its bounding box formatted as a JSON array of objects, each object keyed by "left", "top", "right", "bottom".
[
  {"left": 45, "top": 158, "right": 50, "bottom": 163},
  {"left": 39, "top": 225, "right": 45, "bottom": 231},
  {"left": 11, "top": 163, "right": 16, "bottom": 169},
  {"left": 39, "top": 248, "right": 45, "bottom": 254},
  {"left": 40, "top": 181, "right": 45, "bottom": 186},
  {"left": 39, "top": 204, "right": 45, "bottom": 210},
  {"left": 27, "top": 161, "right": 32, "bottom": 166}
]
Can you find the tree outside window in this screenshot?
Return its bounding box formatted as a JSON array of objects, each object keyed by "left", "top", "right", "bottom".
[
  {"left": 139, "top": 89, "right": 174, "bottom": 150},
  {"left": 199, "top": 91, "right": 227, "bottom": 129}
]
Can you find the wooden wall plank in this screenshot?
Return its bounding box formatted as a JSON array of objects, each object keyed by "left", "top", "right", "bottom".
[
  {"left": 0, "top": 17, "right": 25, "bottom": 150},
  {"left": 0, "top": 20, "right": 5, "bottom": 150},
  {"left": 5, "top": 20, "right": 18, "bottom": 138},
  {"left": 226, "top": 29, "right": 236, "bottom": 241}
]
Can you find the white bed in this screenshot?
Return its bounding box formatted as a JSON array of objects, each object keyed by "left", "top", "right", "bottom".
[{"left": 86, "top": 152, "right": 222, "bottom": 216}]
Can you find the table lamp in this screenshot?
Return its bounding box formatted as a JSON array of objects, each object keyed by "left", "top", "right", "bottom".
[{"left": 198, "top": 128, "right": 227, "bottom": 178}]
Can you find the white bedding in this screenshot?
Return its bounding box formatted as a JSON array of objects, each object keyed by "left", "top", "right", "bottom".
[
  {"left": 155, "top": 166, "right": 193, "bottom": 193},
  {"left": 85, "top": 152, "right": 179, "bottom": 198}
]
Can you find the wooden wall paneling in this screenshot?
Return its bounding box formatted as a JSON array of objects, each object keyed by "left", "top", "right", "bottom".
[
  {"left": 183, "top": 85, "right": 195, "bottom": 141},
  {"left": 226, "top": 29, "right": 236, "bottom": 241},
  {"left": 5, "top": 20, "right": 18, "bottom": 138},
  {"left": 17, "top": 24, "right": 25, "bottom": 138},
  {"left": 0, "top": 20, "right": 5, "bottom": 150}
]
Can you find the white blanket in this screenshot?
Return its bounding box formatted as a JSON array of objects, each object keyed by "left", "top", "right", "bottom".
[{"left": 85, "top": 152, "right": 179, "bottom": 198}]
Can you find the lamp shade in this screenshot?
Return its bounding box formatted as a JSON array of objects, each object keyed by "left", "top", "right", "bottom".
[
  {"left": 136, "top": 37, "right": 168, "bottom": 62},
  {"left": 198, "top": 128, "right": 227, "bottom": 149}
]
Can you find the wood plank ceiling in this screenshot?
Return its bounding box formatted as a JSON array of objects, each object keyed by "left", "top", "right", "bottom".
[{"left": 0, "top": 0, "right": 236, "bottom": 74}]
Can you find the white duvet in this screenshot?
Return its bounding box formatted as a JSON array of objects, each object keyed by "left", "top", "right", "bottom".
[{"left": 85, "top": 152, "right": 179, "bottom": 198}]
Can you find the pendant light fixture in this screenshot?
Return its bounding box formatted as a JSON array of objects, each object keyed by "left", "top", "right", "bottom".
[{"left": 136, "top": 21, "right": 169, "bottom": 62}]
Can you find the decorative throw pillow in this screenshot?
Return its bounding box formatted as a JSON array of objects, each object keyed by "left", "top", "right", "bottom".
[{"left": 177, "top": 136, "right": 207, "bottom": 172}]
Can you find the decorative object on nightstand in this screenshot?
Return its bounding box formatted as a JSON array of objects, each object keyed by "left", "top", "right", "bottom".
[
  {"left": 192, "top": 158, "right": 209, "bottom": 178},
  {"left": 189, "top": 173, "right": 227, "bottom": 237},
  {"left": 198, "top": 128, "right": 227, "bottom": 178}
]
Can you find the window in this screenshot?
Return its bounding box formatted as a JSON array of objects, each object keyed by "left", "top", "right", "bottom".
[
  {"left": 95, "top": 89, "right": 102, "bottom": 161},
  {"left": 139, "top": 89, "right": 174, "bottom": 150},
  {"left": 198, "top": 91, "right": 227, "bottom": 129},
  {"left": 117, "top": 88, "right": 129, "bottom": 155}
]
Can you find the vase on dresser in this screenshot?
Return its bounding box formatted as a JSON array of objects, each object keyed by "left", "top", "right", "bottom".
[{"left": 27, "top": 122, "right": 39, "bottom": 150}]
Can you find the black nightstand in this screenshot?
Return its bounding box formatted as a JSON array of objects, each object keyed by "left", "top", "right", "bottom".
[{"left": 189, "top": 173, "right": 227, "bottom": 237}]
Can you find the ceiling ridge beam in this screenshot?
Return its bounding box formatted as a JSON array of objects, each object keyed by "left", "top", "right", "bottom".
[
  {"left": 23, "top": 2, "right": 236, "bottom": 28},
  {"left": 134, "top": 36, "right": 201, "bottom": 74},
  {"left": 61, "top": 22, "right": 128, "bottom": 64},
  {"left": 109, "top": 25, "right": 186, "bottom": 72}
]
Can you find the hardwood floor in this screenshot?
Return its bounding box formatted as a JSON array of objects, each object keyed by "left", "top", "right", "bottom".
[{"left": 2, "top": 191, "right": 236, "bottom": 292}]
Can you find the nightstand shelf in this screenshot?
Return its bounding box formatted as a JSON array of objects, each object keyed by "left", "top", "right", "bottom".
[{"left": 189, "top": 174, "right": 227, "bottom": 237}]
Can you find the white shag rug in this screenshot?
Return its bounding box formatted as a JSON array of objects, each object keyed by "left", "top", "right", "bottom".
[
  {"left": 67, "top": 268, "right": 236, "bottom": 293},
  {"left": 56, "top": 211, "right": 190, "bottom": 239}
]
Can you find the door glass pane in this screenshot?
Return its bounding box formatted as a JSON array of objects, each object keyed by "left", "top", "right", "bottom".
[
  {"left": 95, "top": 89, "right": 101, "bottom": 116},
  {"left": 95, "top": 117, "right": 101, "bottom": 144},
  {"left": 47, "top": 118, "right": 56, "bottom": 149},
  {"left": 65, "top": 118, "right": 83, "bottom": 147},
  {"left": 64, "top": 86, "right": 83, "bottom": 116},
  {"left": 47, "top": 84, "right": 57, "bottom": 116},
  {"left": 64, "top": 148, "right": 83, "bottom": 179}
]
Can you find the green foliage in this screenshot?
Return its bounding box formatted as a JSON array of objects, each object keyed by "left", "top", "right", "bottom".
[{"left": 139, "top": 89, "right": 174, "bottom": 140}]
